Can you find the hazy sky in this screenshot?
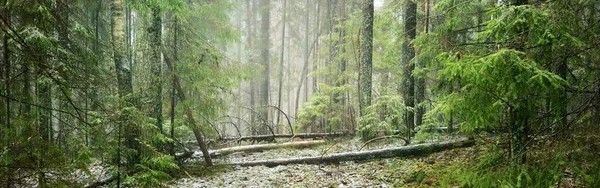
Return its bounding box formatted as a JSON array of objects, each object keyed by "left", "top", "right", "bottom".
[{"left": 374, "top": 0, "right": 385, "bottom": 10}]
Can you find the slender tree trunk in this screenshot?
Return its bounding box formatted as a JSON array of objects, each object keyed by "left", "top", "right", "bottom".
[
  {"left": 149, "top": 6, "right": 163, "bottom": 134},
  {"left": 556, "top": 59, "right": 568, "bottom": 138},
  {"left": 2, "top": 0, "right": 9, "bottom": 135},
  {"left": 295, "top": 0, "right": 310, "bottom": 116},
  {"left": 286, "top": 25, "right": 292, "bottom": 124},
  {"left": 169, "top": 17, "right": 178, "bottom": 157},
  {"left": 510, "top": 107, "right": 528, "bottom": 164},
  {"left": 329, "top": 1, "right": 340, "bottom": 104},
  {"left": 247, "top": 0, "right": 256, "bottom": 135},
  {"left": 2, "top": 2, "right": 10, "bottom": 186},
  {"left": 596, "top": 69, "right": 600, "bottom": 127},
  {"left": 276, "top": 0, "right": 287, "bottom": 131},
  {"left": 358, "top": 0, "right": 373, "bottom": 116},
  {"left": 415, "top": 0, "right": 429, "bottom": 127},
  {"left": 0, "top": 21, "right": 4, "bottom": 132},
  {"left": 402, "top": 0, "right": 416, "bottom": 139},
  {"left": 339, "top": 0, "right": 347, "bottom": 105},
  {"left": 236, "top": 5, "right": 243, "bottom": 135},
  {"left": 313, "top": 2, "right": 320, "bottom": 95}
]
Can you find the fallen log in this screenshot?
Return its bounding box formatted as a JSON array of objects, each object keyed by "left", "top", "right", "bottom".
[
  {"left": 219, "top": 132, "right": 348, "bottom": 141},
  {"left": 229, "top": 137, "right": 474, "bottom": 167},
  {"left": 184, "top": 140, "right": 326, "bottom": 159},
  {"left": 210, "top": 140, "right": 325, "bottom": 156},
  {"left": 84, "top": 176, "right": 116, "bottom": 188}
]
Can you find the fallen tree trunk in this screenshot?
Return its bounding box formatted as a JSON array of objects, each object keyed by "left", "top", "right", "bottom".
[
  {"left": 183, "top": 140, "right": 326, "bottom": 159},
  {"left": 84, "top": 176, "right": 117, "bottom": 188},
  {"left": 219, "top": 132, "right": 348, "bottom": 141},
  {"left": 210, "top": 140, "right": 325, "bottom": 157},
  {"left": 229, "top": 137, "right": 474, "bottom": 167}
]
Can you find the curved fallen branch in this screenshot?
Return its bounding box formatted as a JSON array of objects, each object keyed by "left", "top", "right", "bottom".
[
  {"left": 219, "top": 132, "right": 348, "bottom": 141},
  {"left": 359, "top": 135, "right": 409, "bottom": 151},
  {"left": 235, "top": 106, "right": 276, "bottom": 137},
  {"left": 229, "top": 137, "right": 474, "bottom": 167},
  {"left": 265, "top": 105, "right": 294, "bottom": 135},
  {"left": 219, "top": 121, "right": 242, "bottom": 138}
]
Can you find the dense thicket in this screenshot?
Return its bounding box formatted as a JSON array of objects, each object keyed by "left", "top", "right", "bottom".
[
  {"left": 1, "top": 0, "right": 599, "bottom": 187},
  {"left": 0, "top": 0, "right": 245, "bottom": 186}
]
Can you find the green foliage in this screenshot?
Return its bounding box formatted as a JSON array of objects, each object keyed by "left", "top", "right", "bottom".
[
  {"left": 296, "top": 83, "right": 355, "bottom": 133},
  {"left": 358, "top": 93, "right": 405, "bottom": 140},
  {"left": 413, "top": 108, "right": 448, "bottom": 143},
  {"left": 436, "top": 49, "right": 566, "bottom": 133},
  {"left": 126, "top": 155, "right": 179, "bottom": 187},
  {"left": 437, "top": 146, "right": 586, "bottom": 187}
]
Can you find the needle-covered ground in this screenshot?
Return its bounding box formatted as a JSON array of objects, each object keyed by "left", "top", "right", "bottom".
[{"left": 170, "top": 136, "right": 477, "bottom": 187}]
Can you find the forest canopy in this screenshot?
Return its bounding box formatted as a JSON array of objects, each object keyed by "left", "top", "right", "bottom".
[{"left": 0, "top": 0, "right": 599, "bottom": 187}]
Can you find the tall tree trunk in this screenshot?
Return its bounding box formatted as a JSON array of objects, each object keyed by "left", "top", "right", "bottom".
[
  {"left": 329, "top": 0, "right": 340, "bottom": 104},
  {"left": 169, "top": 17, "right": 178, "bottom": 157},
  {"left": 2, "top": 0, "right": 9, "bottom": 135},
  {"left": 247, "top": 0, "right": 256, "bottom": 135},
  {"left": 402, "top": 0, "right": 416, "bottom": 139},
  {"left": 415, "top": 0, "right": 429, "bottom": 127},
  {"left": 313, "top": 2, "right": 321, "bottom": 95},
  {"left": 2, "top": 1, "right": 10, "bottom": 186},
  {"left": 112, "top": 0, "right": 139, "bottom": 167},
  {"left": 0, "top": 20, "right": 4, "bottom": 132},
  {"left": 257, "top": 0, "right": 271, "bottom": 135},
  {"left": 276, "top": 0, "right": 287, "bottom": 131},
  {"left": 295, "top": 0, "right": 310, "bottom": 116},
  {"left": 149, "top": 6, "right": 163, "bottom": 134},
  {"left": 358, "top": 0, "right": 373, "bottom": 116},
  {"left": 339, "top": 0, "right": 347, "bottom": 106}
]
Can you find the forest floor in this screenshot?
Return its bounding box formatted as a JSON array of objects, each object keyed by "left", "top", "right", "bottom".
[{"left": 169, "top": 136, "right": 480, "bottom": 187}]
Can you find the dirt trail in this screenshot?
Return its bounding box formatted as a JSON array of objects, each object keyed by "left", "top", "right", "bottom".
[{"left": 170, "top": 136, "right": 469, "bottom": 187}]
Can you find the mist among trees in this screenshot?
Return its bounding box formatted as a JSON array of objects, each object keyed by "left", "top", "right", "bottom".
[{"left": 1, "top": 0, "right": 599, "bottom": 187}]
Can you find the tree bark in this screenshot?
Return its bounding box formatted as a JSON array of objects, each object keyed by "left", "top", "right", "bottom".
[
  {"left": 169, "top": 17, "right": 178, "bottom": 157},
  {"left": 247, "top": 0, "right": 256, "bottom": 135},
  {"left": 402, "top": 0, "right": 417, "bottom": 139},
  {"left": 0, "top": 0, "right": 6, "bottom": 131},
  {"left": 276, "top": 0, "right": 287, "bottom": 131},
  {"left": 338, "top": 0, "right": 347, "bottom": 105},
  {"left": 358, "top": 0, "right": 373, "bottom": 116},
  {"left": 415, "top": 0, "right": 429, "bottom": 127},
  {"left": 230, "top": 138, "right": 474, "bottom": 167},
  {"left": 149, "top": 6, "right": 163, "bottom": 134},
  {"left": 295, "top": 0, "right": 311, "bottom": 116},
  {"left": 258, "top": 0, "right": 271, "bottom": 135},
  {"left": 209, "top": 140, "right": 325, "bottom": 157},
  {"left": 2, "top": 2, "right": 8, "bottom": 132},
  {"left": 112, "top": 0, "right": 140, "bottom": 167}
]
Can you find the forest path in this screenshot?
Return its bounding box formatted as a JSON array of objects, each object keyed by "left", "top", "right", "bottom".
[{"left": 170, "top": 136, "right": 474, "bottom": 187}]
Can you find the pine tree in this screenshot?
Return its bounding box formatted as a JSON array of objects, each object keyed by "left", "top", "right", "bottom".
[{"left": 359, "top": 0, "right": 374, "bottom": 116}]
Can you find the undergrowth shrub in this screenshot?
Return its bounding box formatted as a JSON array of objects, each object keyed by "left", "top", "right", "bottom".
[
  {"left": 297, "top": 84, "right": 353, "bottom": 133},
  {"left": 437, "top": 144, "right": 599, "bottom": 187},
  {"left": 358, "top": 94, "right": 405, "bottom": 141},
  {"left": 126, "top": 155, "right": 179, "bottom": 187}
]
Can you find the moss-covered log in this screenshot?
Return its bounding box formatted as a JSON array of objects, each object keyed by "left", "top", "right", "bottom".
[{"left": 229, "top": 138, "right": 474, "bottom": 167}]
